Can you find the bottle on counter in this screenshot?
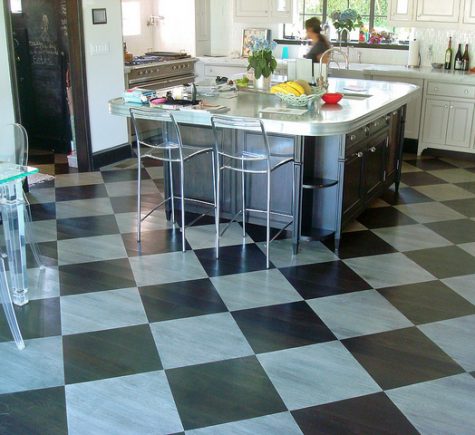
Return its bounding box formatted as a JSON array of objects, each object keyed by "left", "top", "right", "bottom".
[
  {"left": 454, "top": 43, "right": 463, "bottom": 70},
  {"left": 462, "top": 44, "right": 470, "bottom": 71},
  {"left": 445, "top": 37, "right": 453, "bottom": 70}
]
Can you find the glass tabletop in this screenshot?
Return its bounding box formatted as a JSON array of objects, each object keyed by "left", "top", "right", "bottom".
[{"left": 0, "top": 162, "right": 39, "bottom": 185}]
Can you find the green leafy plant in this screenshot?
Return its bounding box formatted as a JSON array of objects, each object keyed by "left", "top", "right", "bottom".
[
  {"left": 330, "top": 8, "right": 363, "bottom": 32},
  {"left": 246, "top": 37, "right": 277, "bottom": 79}
]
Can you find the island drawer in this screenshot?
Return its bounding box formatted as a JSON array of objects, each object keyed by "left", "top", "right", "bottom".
[
  {"left": 427, "top": 82, "right": 475, "bottom": 99},
  {"left": 346, "top": 126, "right": 368, "bottom": 148}
]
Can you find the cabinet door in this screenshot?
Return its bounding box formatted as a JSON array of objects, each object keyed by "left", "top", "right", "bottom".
[
  {"left": 446, "top": 102, "right": 474, "bottom": 148},
  {"left": 365, "top": 133, "right": 388, "bottom": 200},
  {"left": 195, "top": 0, "right": 210, "bottom": 42},
  {"left": 270, "top": 0, "right": 293, "bottom": 23},
  {"left": 416, "top": 0, "right": 460, "bottom": 22},
  {"left": 342, "top": 147, "right": 365, "bottom": 222},
  {"left": 389, "top": 0, "right": 415, "bottom": 22},
  {"left": 422, "top": 98, "right": 450, "bottom": 145},
  {"left": 371, "top": 75, "right": 422, "bottom": 140},
  {"left": 235, "top": 0, "right": 270, "bottom": 18},
  {"left": 463, "top": 0, "right": 475, "bottom": 24},
  {"left": 386, "top": 111, "right": 401, "bottom": 183}
]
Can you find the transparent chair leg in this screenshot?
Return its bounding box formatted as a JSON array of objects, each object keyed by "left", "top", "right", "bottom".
[
  {"left": 24, "top": 195, "right": 45, "bottom": 270},
  {"left": 0, "top": 254, "right": 25, "bottom": 350}
]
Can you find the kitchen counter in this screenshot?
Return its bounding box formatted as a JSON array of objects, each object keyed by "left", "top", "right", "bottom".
[
  {"left": 331, "top": 63, "right": 475, "bottom": 83},
  {"left": 110, "top": 77, "right": 414, "bottom": 250},
  {"left": 110, "top": 77, "right": 419, "bottom": 137}
]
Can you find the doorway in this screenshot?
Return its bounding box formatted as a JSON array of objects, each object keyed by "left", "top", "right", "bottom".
[{"left": 9, "top": 0, "right": 73, "bottom": 156}]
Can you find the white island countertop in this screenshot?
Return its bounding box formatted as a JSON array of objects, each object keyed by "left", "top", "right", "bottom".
[{"left": 110, "top": 78, "right": 419, "bottom": 137}]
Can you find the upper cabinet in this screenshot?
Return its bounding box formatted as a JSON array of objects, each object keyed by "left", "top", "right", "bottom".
[
  {"left": 388, "top": 0, "right": 472, "bottom": 26},
  {"left": 389, "top": 0, "right": 415, "bottom": 22},
  {"left": 463, "top": 0, "right": 475, "bottom": 23},
  {"left": 416, "top": 0, "right": 460, "bottom": 22},
  {"left": 234, "top": 0, "right": 294, "bottom": 23}
]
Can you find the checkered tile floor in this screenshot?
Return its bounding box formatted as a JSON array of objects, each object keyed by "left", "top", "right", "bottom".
[{"left": 1, "top": 151, "right": 475, "bottom": 434}]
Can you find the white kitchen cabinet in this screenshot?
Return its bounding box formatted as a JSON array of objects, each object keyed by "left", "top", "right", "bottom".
[
  {"left": 422, "top": 99, "right": 450, "bottom": 145},
  {"left": 371, "top": 75, "right": 423, "bottom": 140},
  {"left": 195, "top": 0, "right": 210, "bottom": 42},
  {"left": 416, "top": 0, "right": 460, "bottom": 23},
  {"left": 446, "top": 102, "right": 474, "bottom": 147},
  {"left": 389, "top": 0, "right": 415, "bottom": 22},
  {"left": 234, "top": 0, "right": 294, "bottom": 23},
  {"left": 422, "top": 98, "right": 473, "bottom": 149},
  {"left": 463, "top": 0, "right": 475, "bottom": 24}
]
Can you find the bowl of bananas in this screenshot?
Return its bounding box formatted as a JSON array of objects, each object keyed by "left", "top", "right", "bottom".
[{"left": 271, "top": 80, "right": 325, "bottom": 106}]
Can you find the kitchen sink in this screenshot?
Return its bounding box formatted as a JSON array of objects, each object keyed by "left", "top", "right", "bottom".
[{"left": 342, "top": 93, "right": 373, "bottom": 100}]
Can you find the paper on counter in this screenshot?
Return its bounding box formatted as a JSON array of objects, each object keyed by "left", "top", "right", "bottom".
[{"left": 259, "top": 107, "right": 308, "bottom": 115}]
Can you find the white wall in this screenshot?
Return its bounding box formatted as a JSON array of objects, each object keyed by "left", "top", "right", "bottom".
[
  {"left": 0, "top": 1, "right": 16, "bottom": 162},
  {"left": 122, "top": 0, "right": 154, "bottom": 55},
  {"left": 153, "top": 0, "right": 196, "bottom": 55},
  {"left": 83, "top": 0, "right": 128, "bottom": 154}
]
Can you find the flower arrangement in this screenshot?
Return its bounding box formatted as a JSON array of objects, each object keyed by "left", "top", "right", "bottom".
[
  {"left": 368, "top": 30, "right": 395, "bottom": 44},
  {"left": 330, "top": 9, "right": 363, "bottom": 32},
  {"left": 246, "top": 37, "right": 277, "bottom": 79}
]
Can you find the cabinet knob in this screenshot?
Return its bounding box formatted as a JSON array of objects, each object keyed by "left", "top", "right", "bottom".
[
  {"left": 444, "top": 105, "right": 449, "bottom": 108},
  {"left": 464, "top": 89, "right": 469, "bottom": 94},
  {"left": 434, "top": 87, "right": 439, "bottom": 91},
  {"left": 354, "top": 152, "right": 364, "bottom": 158},
  {"left": 364, "top": 127, "right": 370, "bottom": 134},
  {"left": 350, "top": 134, "right": 357, "bottom": 141},
  {"left": 369, "top": 146, "right": 377, "bottom": 153},
  {"left": 450, "top": 105, "right": 454, "bottom": 109}
]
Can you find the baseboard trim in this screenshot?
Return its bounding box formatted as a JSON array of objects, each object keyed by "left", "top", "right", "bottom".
[
  {"left": 423, "top": 147, "right": 475, "bottom": 161},
  {"left": 92, "top": 143, "right": 132, "bottom": 170}
]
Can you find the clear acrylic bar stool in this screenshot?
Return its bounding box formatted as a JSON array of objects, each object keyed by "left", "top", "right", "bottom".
[
  {"left": 130, "top": 108, "right": 217, "bottom": 249},
  {"left": 0, "top": 252, "right": 25, "bottom": 350},
  {"left": 211, "top": 115, "right": 295, "bottom": 269}
]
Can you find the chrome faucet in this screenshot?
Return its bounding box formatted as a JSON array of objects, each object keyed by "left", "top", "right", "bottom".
[{"left": 317, "top": 47, "right": 350, "bottom": 90}]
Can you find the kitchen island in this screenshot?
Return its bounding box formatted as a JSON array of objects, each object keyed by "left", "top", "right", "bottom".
[{"left": 109, "top": 78, "right": 419, "bottom": 251}]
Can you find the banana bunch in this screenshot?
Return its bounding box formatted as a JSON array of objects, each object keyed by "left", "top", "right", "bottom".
[{"left": 271, "top": 80, "right": 313, "bottom": 96}]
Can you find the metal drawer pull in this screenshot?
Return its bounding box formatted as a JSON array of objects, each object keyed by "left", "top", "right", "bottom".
[
  {"left": 465, "top": 90, "right": 469, "bottom": 94},
  {"left": 369, "top": 146, "right": 377, "bottom": 153},
  {"left": 354, "top": 152, "right": 364, "bottom": 158},
  {"left": 350, "top": 135, "right": 357, "bottom": 141},
  {"left": 450, "top": 106, "right": 454, "bottom": 109},
  {"left": 364, "top": 127, "right": 370, "bottom": 134}
]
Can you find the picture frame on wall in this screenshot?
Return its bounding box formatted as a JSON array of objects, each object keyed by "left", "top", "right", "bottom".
[{"left": 241, "top": 28, "right": 271, "bottom": 57}]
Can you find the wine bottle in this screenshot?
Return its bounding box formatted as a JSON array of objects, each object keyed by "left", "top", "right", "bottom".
[
  {"left": 462, "top": 44, "right": 470, "bottom": 71},
  {"left": 454, "top": 43, "right": 463, "bottom": 70},
  {"left": 445, "top": 37, "right": 453, "bottom": 70}
]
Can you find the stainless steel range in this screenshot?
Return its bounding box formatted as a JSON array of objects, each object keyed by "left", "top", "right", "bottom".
[{"left": 124, "top": 52, "right": 197, "bottom": 90}]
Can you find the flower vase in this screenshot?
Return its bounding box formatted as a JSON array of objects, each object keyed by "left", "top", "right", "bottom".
[
  {"left": 254, "top": 75, "right": 271, "bottom": 91},
  {"left": 337, "top": 30, "right": 348, "bottom": 43}
]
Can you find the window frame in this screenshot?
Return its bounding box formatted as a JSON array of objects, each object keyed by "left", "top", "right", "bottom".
[{"left": 284, "top": 0, "right": 387, "bottom": 40}]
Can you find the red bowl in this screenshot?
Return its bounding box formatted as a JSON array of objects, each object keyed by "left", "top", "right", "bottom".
[{"left": 321, "top": 93, "right": 343, "bottom": 104}]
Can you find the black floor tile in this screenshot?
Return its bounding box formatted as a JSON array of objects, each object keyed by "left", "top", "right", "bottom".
[
  {"left": 56, "top": 215, "right": 120, "bottom": 240},
  {"left": 0, "top": 298, "right": 61, "bottom": 342},
  {"left": 166, "top": 356, "right": 286, "bottom": 430},
  {"left": 342, "top": 327, "right": 464, "bottom": 390},
  {"left": 28, "top": 202, "right": 56, "bottom": 221},
  {"left": 139, "top": 279, "right": 227, "bottom": 322},
  {"left": 110, "top": 194, "right": 163, "bottom": 214},
  {"left": 55, "top": 163, "right": 77, "bottom": 175},
  {"left": 195, "top": 244, "right": 271, "bottom": 277},
  {"left": 101, "top": 168, "right": 150, "bottom": 183},
  {"left": 456, "top": 181, "right": 475, "bottom": 194},
  {"left": 379, "top": 280, "right": 475, "bottom": 325},
  {"left": 241, "top": 222, "right": 291, "bottom": 243},
  {"left": 26, "top": 241, "right": 58, "bottom": 268},
  {"left": 55, "top": 184, "right": 108, "bottom": 202},
  {"left": 232, "top": 301, "right": 336, "bottom": 353},
  {"left": 425, "top": 219, "right": 475, "bottom": 244},
  {"left": 324, "top": 230, "right": 397, "bottom": 259},
  {"left": 280, "top": 261, "right": 371, "bottom": 299},
  {"left": 63, "top": 324, "right": 161, "bottom": 384},
  {"left": 0, "top": 387, "right": 68, "bottom": 435},
  {"left": 380, "top": 186, "right": 433, "bottom": 205},
  {"left": 357, "top": 207, "right": 417, "bottom": 229},
  {"left": 59, "top": 258, "right": 136, "bottom": 296},
  {"left": 122, "top": 228, "right": 190, "bottom": 256},
  {"left": 405, "top": 158, "right": 457, "bottom": 171},
  {"left": 142, "top": 158, "right": 163, "bottom": 167},
  {"left": 292, "top": 392, "right": 419, "bottom": 435},
  {"left": 401, "top": 171, "right": 446, "bottom": 186},
  {"left": 405, "top": 246, "right": 475, "bottom": 279},
  {"left": 443, "top": 198, "right": 475, "bottom": 218}
]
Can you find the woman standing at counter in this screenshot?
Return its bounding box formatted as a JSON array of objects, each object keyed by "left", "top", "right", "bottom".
[{"left": 304, "top": 17, "right": 331, "bottom": 62}]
